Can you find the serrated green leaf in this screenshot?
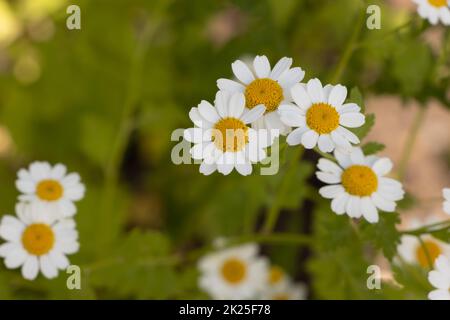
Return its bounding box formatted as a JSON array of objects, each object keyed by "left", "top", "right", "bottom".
[{"left": 361, "top": 213, "right": 401, "bottom": 261}]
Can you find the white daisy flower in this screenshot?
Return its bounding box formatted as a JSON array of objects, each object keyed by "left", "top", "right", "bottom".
[
  {"left": 261, "top": 265, "right": 307, "bottom": 300},
  {"left": 16, "top": 161, "right": 85, "bottom": 218},
  {"left": 184, "top": 91, "right": 274, "bottom": 176},
  {"left": 217, "top": 55, "right": 305, "bottom": 135},
  {"left": 397, "top": 217, "right": 450, "bottom": 268},
  {"left": 443, "top": 188, "right": 450, "bottom": 215},
  {"left": 428, "top": 254, "right": 450, "bottom": 300},
  {"left": 279, "top": 79, "right": 365, "bottom": 153},
  {"left": 198, "top": 243, "right": 268, "bottom": 300},
  {"left": 0, "top": 202, "right": 79, "bottom": 280},
  {"left": 413, "top": 0, "right": 450, "bottom": 26},
  {"left": 317, "top": 147, "right": 405, "bottom": 223}
]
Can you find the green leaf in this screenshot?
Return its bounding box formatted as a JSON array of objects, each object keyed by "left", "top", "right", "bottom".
[
  {"left": 361, "top": 213, "right": 401, "bottom": 261},
  {"left": 362, "top": 142, "right": 385, "bottom": 155},
  {"left": 88, "top": 230, "right": 179, "bottom": 299}
]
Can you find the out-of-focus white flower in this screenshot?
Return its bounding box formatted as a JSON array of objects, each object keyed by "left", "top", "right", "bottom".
[{"left": 428, "top": 254, "right": 450, "bottom": 300}]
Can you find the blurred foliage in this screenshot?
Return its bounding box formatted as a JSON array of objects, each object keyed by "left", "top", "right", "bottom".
[{"left": 0, "top": 0, "right": 449, "bottom": 299}]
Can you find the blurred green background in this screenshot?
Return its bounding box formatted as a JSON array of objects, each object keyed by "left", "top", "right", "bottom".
[{"left": 0, "top": 0, "right": 449, "bottom": 299}]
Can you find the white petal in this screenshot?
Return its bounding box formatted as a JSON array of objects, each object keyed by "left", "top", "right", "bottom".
[
  {"left": 286, "top": 127, "right": 308, "bottom": 146},
  {"left": 50, "top": 164, "right": 67, "bottom": 180},
  {"left": 214, "top": 91, "right": 230, "bottom": 118},
  {"left": 372, "top": 158, "right": 393, "bottom": 176},
  {"left": 184, "top": 128, "right": 208, "bottom": 143},
  {"left": 428, "top": 289, "right": 450, "bottom": 300},
  {"left": 328, "top": 84, "right": 347, "bottom": 108},
  {"left": 4, "top": 247, "right": 28, "bottom": 268},
  {"left": 278, "top": 103, "right": 303, "bottom": 115},
  {"left": 198, "top": 100, "right": 220, "bottom": 123},
  {"left": 349, "top": 147, "right": 366, "bottom": 165},
  {"left": 336, "top": 103, "right": 360, "bottom": 114},
  {"left": 279, "top": 113, "right": 305, "bottom": 127},
  {"left": 232, "top": 60, "right": 255, "bottom": 84},
  {"left": 331, "top": 192, "right": 349, "bottom": 215},
  {"left": 319, "top": 185, "right": 344, "bottom": 199},
  {"left": 22, "top": 256, "right": 39, "bottom": 280},
  {"left": 217, "top": 79, "right": 245, "bottom": 93},
  {"left": 0, "top": 224, "right": 23, "bottom": 242},
  {"left": 339, "top": 113, "right": 365, "bottom": 128},
  {"left": 371, "top": 192, "right": 396, "bottom": 212},
  {"left": 235, "top": 162, "right": 252, "bottom": 176},
  {"left": 317, "top": 134, "right": 335, "bottom": 153},
  {"left": 16, "top": 180, "right": 36, "bottom": 194},
  {"left": 336, "top": 126, "right": 360, "bottom": 144},
  {"left": 270, "top": 57, "right": 292, "bottom": 80},
  {"left": 40, "top": 255, "right": 58, "bottom": 279},
  {"left": 334, "top": 148, "right": 352, "bottom": 168},
  {"left": 301, "top": 130, "right": 319, "bottom": 149},
  {"left": 317, "top": 158, "right": 343, "bottom": 175},
  {"left": 346, "top": 196, "right": 362, "bottom": 218},
  {"left": 306, "top": 79, "right": 324, "bottom": 103},
  {"left": 316, "top": 172, "right": 341, "bottom": 184},
  {"left": 190, "top": 143, "right": 205, "bottom": 160},
  {"left": 331, "top": 130, "right": 352, "bottom": 150},
  {"left": 199, "top": 162, "right": 216, "bottom": 175},
  {"left": 241, "top": 105, "right": 266, "bottom": 124},
  {"left": 189, "top": 107, "right": 212, "bottom": 128},
  {"left": 428, "top": 270, "right": 450, "bottom": 290},
  {"left": 253, "top": 55, "right": 271, "bottom": 78},
  {"left": 360, "top": 197, "right": 379, "bottom": 223},
  {"left": 290, "top": 83, "right": 312, "bottom": 111},
  {"left": 277, "top": 68, "right": 305, "bottom": 88},
  {"left": 228, "top": 92, "right": 246, "bottom": 118}
]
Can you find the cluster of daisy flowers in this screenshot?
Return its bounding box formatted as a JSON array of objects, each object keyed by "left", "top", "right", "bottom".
[
  {"left": 0, "top": 162, "right": 85, "bottom": 280},
  {"left": 183, "top": 55, "right": 405, "bottom": 224},
  {"left": 413, "top": 0, "right": 450, "bottom": 26},
  {"left": 198, "top": 243, "right": 306, "bottom": 300}
]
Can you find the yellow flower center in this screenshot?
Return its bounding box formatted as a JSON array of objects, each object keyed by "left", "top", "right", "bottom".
[
  {"left": 428, "top": 0, "right": 447, "bottom": 7},
  {"left": 268, "top": 266, "right": 285, "bottom": 285},
  {"left": 416, "top": 240, "right": 442, "bottom": 268},
  {"left": 36, "top": 179, "right": 63, "bottom": 201},
  {"left": 245, "top": 78, "right": 284, "bottom": 113},
  {"left": 341, "top": 165, "right": 378, "bottom": 197},
  {"left": 22, "top": 223, "right": 55, "bottom": 256},
  {"left": 221, "top": 258, "right": 247, "bottom": 284},
  {"left": 213, "top": 117, "right": 248, "bottom": 152},
  {"left": 306, "top": 103, "right": 340, "bottom": 134},
  {"left": 273, "top": 293, "right": 290, "bottom": 300}
]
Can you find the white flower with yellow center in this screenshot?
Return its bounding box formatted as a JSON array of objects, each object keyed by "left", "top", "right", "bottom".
[
  {"left": 413, "top": 0, "right": 450, "bottom": 25},
  {"left": 16, "top": 161, "right": 85, "bottom": 218},
  {"left": 397, "top": 218, "right": 450, "bottom": 268},
  {"left": 317, "top": 147, "right": 405, "bottom": 223},
  {"left": 184, "top": 91, "right": 274, "bottom": 176},
  {"left": 443, "top": 188, "right": 450, "bottom": 215},
  {"left": 428, "top": 254, "right": 450, "bottom": 300},
  {"left": 217, "top": 55, "right": 305, "bottom": 135},
  {"left": 279, "top": 79, "right": 365, "bottom": 153},
  {"left": 0, "top": 202, "right": 79, "bottom": 280},
  {"left": 198, "top": 244, "right": 268, "bottom": 300},
  {"left": 261, "top": 265, "right": 307, "bottom": 300}
]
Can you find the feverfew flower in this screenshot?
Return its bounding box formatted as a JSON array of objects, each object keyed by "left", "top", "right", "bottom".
[
  {"left": 413, "top": 0, "right": 450, "bottom": 26},
  {"left": 317, "top": 147, "right": 405, "bottom": 223},
  {"left": 198, "top": 244, "right": 268, "bottom": 300},
  {"left": 261, "top": 265, "right": 307, "bottom": 300},
  {"left": 217, "top": 55, "right": 305, "bottom": 135},
  {"left": 428, "top": 254, "right": 450, "bottom": 300},
  {"left": 184, "top": 91, "right": 274, "bottom": 176},
  {"left": 16, "top": 161, "right": 85, "bottom": 218},
  {"left": 279, "top": 79, "right": 364, "bottom": 153},
  {"left": 443, "top": 188, "right": 450, "bottom": 215},
  {"left": 398, "top": 218, "right": 450, "bottom": 268},
  {"left": 0, "top": 202, "right": 79, "bottom": 280}
]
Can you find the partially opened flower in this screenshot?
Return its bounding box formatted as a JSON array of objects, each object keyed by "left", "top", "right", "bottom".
[
  {"left": 0, "top": 202, "right": 79, "bottom": 280},
  {"left": 217, "top": 55, "right": 305, "bottom": 135},
  {"left": 317, "top": 147, "right": 404, "bottom": 223},
  {"left": 16, "top": 161, "right": 85, "bottom": 218},
  {"left": 413, "top": 0, "right": 450, "bottom": 25},
  {"left": 184, "top": 91, "right": 274, "bottom": 176},
  {"left": 198, "top": 244, "right": 268, "bottom": 300},
  {"left": 398, "top": 218, "right": 450, "bottom": 268},
  {"left": 443, "top": 188, "right": 450, "bottom": 215},
  {"left": 279, "top": 79, "right": 364, "bottom": 153},
  {"left": 428, "top": 254, "right": 450, "bottom": 300}
]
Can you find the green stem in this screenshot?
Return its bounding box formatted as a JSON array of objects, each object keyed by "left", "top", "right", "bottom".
[
  {"left": 401, "top": 220, "right": 450, "bottom": 236},
  {"left": 314, "top": 147, "right": 336, "bottom": 162},
  {"left": 330, "top": 1, "right": 366, "bottom": 84},
  {"left": 397, "top": 106, "right": 427, "bottom": 181},
  {"left": 234, "top": 233, "right": 312, "bottom": 246},
  {"left": 261, "top": 147, "right": 304, "bottom": 234}
]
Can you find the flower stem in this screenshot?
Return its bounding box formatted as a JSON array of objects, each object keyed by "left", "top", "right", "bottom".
[
  {"left": 397, "top": 106, "right": 427, "bottom": 181},
  {"left": 401, "top": 220, "right": 450, "bottom": 236},
  {"left": 261, "top": 147, "right": 304, "bottom": 234}
]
